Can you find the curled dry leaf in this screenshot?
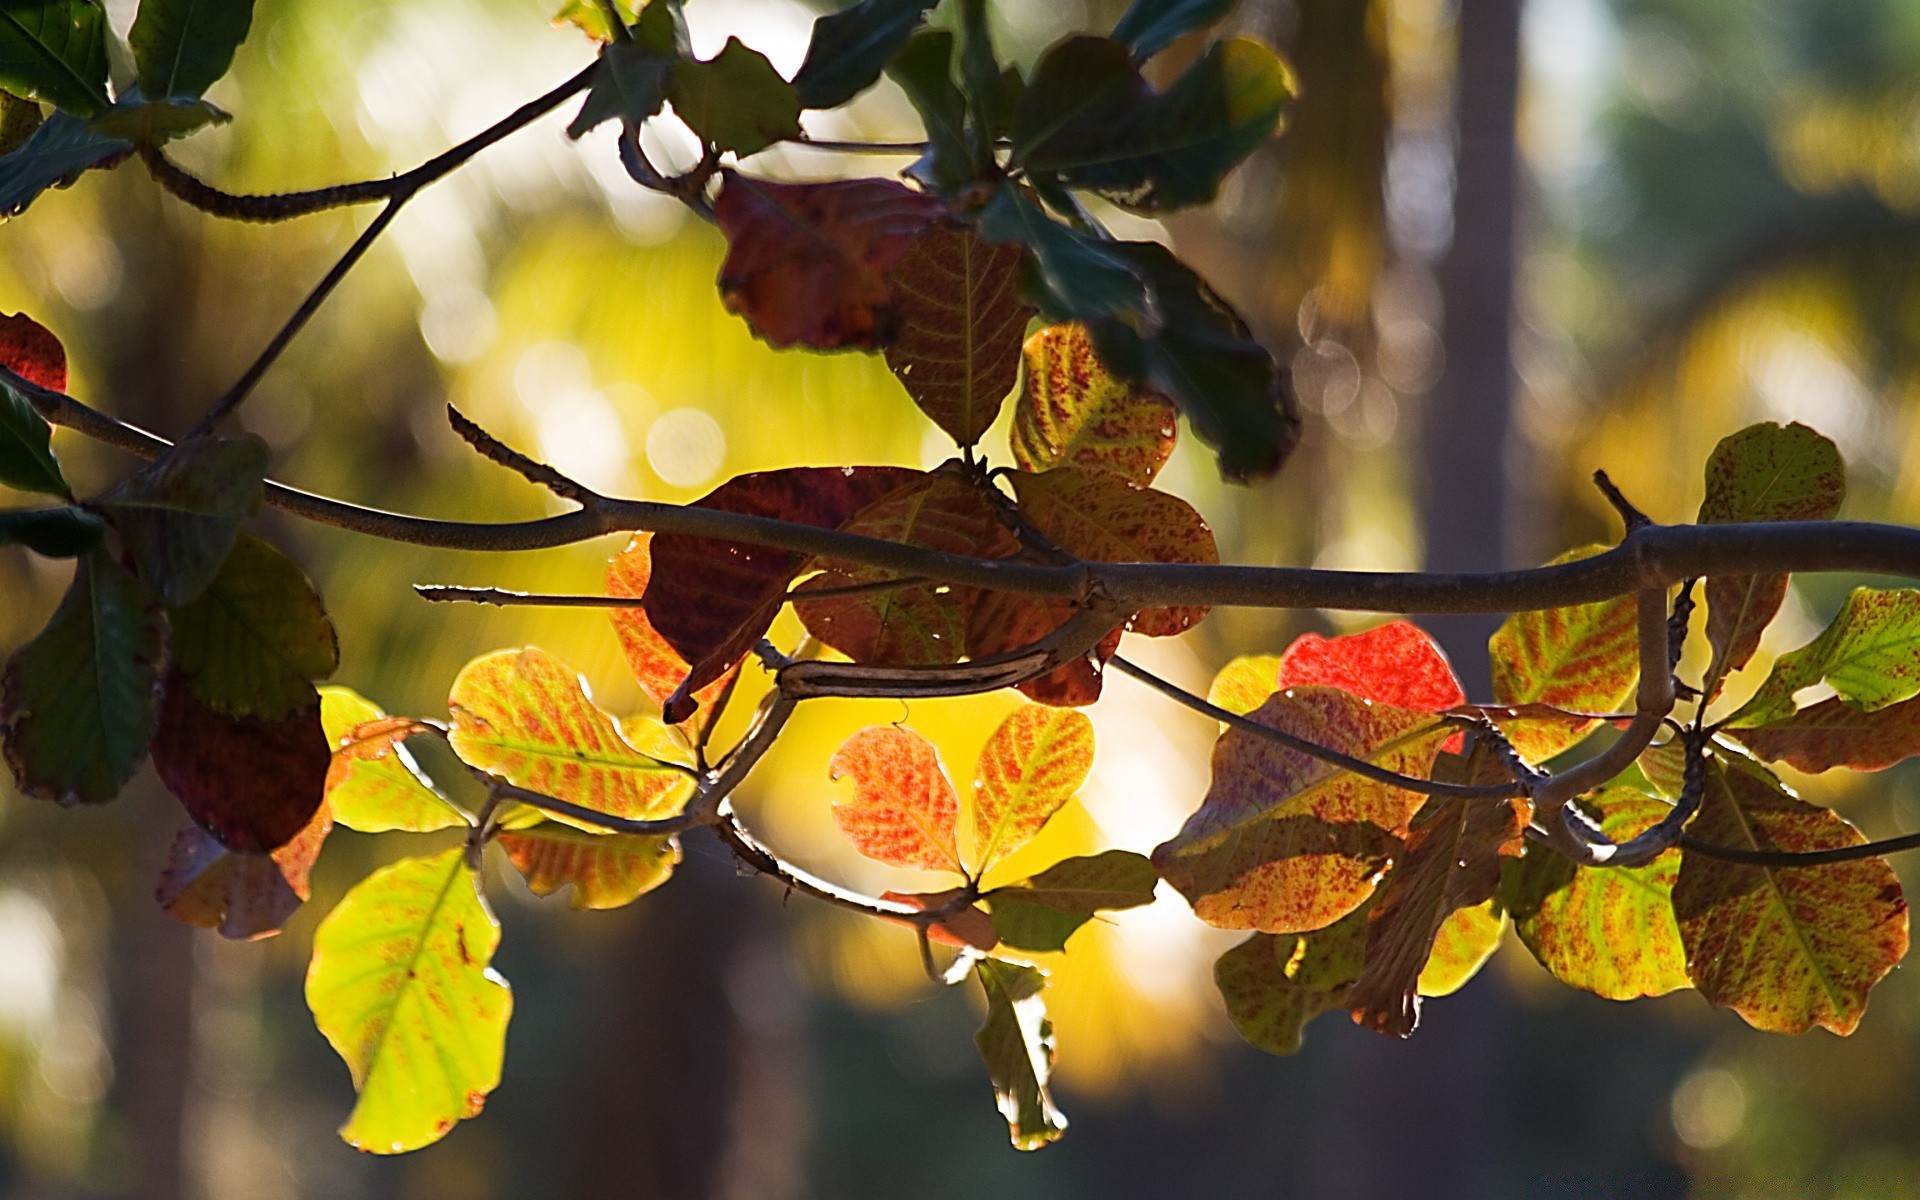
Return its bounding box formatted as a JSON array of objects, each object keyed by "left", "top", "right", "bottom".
[
  {"left": 605, "top": 531, "right": 738, "bottom": 734},
  {"left": 879, "top": 887, "right": 999, "bottom": 951}
]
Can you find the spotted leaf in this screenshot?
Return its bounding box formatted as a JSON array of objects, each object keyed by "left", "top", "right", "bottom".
[
  {"left": 884, "top": 224, "right": 1032, "bottom": 447},
  {"left": 1487, "top": 545, "right": 1639, "bottom": 760},
  {"left": 1012, "top": 322, "right": 1178, "bottom": 485},
  {"left": 828, "top": 724, "right": 962, "bottom": 874},
  {"left": 971, "top": 705, "right": 1095, "bottom": 871},
  {"left": 498, "top": 822, "right": 679, "bottom": 910},
  {"left": 1213, "top": 905, "right": 1369, "bottom": 1056}
]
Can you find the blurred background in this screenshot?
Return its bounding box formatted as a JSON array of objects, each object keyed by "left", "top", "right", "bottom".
[{"left": 4, "top": 0, "right": 1920, "bottom": 1195}]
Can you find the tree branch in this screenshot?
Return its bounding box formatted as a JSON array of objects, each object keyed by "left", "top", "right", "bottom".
[{"left": 1679, "top": 830, "right": 1920, "bottom": 867}]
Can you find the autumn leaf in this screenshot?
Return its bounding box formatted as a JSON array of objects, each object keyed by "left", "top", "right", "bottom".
[
  {"left": 879, "top": 887, "right": 999, "bottom": 951},
  {"left": 792, "top": 468, "right": 1018, "bottom": 666},
  {"left": 1503, "top": 788, "right": 1690, "bottom": 1001},
  {"left": 986, "top": 849, "right": 1158, "bottom": 952},
  {"left": 151, "top": 669, "right": 331, "bottom": 853},
  {"left": 1206, "top": 653, "right": 1282, "bottom": 716},
  {"left": 1278, "top": 620, "right": 1467, "bottom": 752},
  {"left": 1213, "top": 906, "right": 1369, "bottom": 1056},
  {"left": 497, "top": 821, "right": 679, "bottom": 910},
  {"left": 1417, "top": 901, "right": 1504, "bottom": 998},
  {"left": 1697, "top": 422, "right": 1846, "bottom": 686},
  {"left": 1007, "top": 466, "right": 1217, "bottom": 635},
  {"left": 0, "top": 328, "right": 70, "bottom": 499},
  {"left": 1728, "top": 694, "right": 1920, "bottom": 773},
  {"left": 883, "top": 223, "right": 1032, "bottom": 447},
  {"left": 964, "top": 588, "right": 1123, "bottom": 708},
  {"left": 1727, "top": 587, "right": 1920, "bottom": 728},
  {"left": 1153, "top": 687, "right": 1455, "bottom": 934},
  {"left": 0, "top": 310, "right": 67, "bottom": 390},
  {"left": 827, "top": 724, "right": 963, "bottom": 873},
  {"left": 320, "top": 687, "right": 467, "bottom": 834},
  {"left": 713, "top": 172, "right": 945, "bottom": 350},
  {"left": 1012, "top": 322, "right": 1179, "bottom": 486},
  {"left": 970, "top": 705, "right": 1094, "bottom": 871},
  {"left": 604, "top": 532, "right": 737, "bottom": 733},
  {"left": 447, "top": 647, "right": 691, "bottom": 824},
  {"left": 157, "top": 802, "right": 332, "bottom": 940},
  {"left": 973, "top": 958, "right": 1066, "bottom": 1150},
  {"left": 1486, "top": 545, "right": 1639, "bottom": 760},
  {"left": 305, "top": 848, "right": 511, "bottom": 1153},
  {"left": 643, "top": 465, "right": 920, "bottom": 720},
  {"left": 1672, "top": 754, "right": 1907, "bottom": 1035}
]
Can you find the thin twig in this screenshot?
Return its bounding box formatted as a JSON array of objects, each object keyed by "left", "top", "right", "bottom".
[
  {"left": 1680, "top": 830, "right": 1920, "bottom": 867},
  {"left": 415, "top": 586, "right": 648, "bottom": 608},
  {"left": 447, "top": 404, "right": 602, "bottom": 504},
  {"left": 1592, "top": 469, "right": 1653, "bottom": 530},
  {"left": 792, "top": 138, "right": 930, "bottom": 154},
  {"left": 787, "top": 574, "right": 932, "bottom": 602}
]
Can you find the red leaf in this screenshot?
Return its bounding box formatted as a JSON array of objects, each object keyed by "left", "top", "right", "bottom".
[
  {"left": 965, "top": 589, "right": 1123, "bottom": 707},
  {"left": 828, "top": 725, "right": 963, "bottom": 873},
  {"left": 880, "top": 888, "right": 1000, "bottom": 951},
  {"left": 605, "top": 532, "right": 739, "bottom": 730},
  {"left": 1278, "top": 621, "right": 1467, "bottom": 753},
  {"left": 1728, "top": 694, "right": 1920, "bottom": 773},
  {"left": 883, "top": 224, "right": 1034, "bottom": 447},
  {"left": 151, "top": 672, "right": 330, "bottom": 853},
  {"left": 0, "top": 312, "right": 67, "bottom": 392},
  {"left": 644, "top": 466, "right": 920, "bottom": 721},
  {"left": 156, "top": 803, "right": 333, "bottom": 940},
  {"left": 714, "top": 172, "right": 946, "bottom": 350}
]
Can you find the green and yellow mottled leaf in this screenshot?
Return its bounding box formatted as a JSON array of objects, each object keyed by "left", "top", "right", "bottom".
[
  {"left": 1417, "top": 901, "right": 1504, "bottom": 997},
  {"left": 971, "top": 705, "right": 1094, "bottom": 872},
  {"left": 319, "top": 687, "right": 466, "bottom": 834},
  {"left": 1487, "top": 545, "right": 1638, "bottom": 760},
  {"left": 1729, "top": 588, "right": 1920, "bottom": 728},
  {"left": 497, "top": 821, "right": 678, "bottom": 910},
  {"left": 305, "top": 849, "right": 511, "bottom": 1154},
  {"left": 1206, "top": 653, "right": 1281, "bottom": 717},
  {"left": 1012, "top": 322, "right": 1179, "bottom": 485},
  {"left": 1672, "top": 755, "right": 1906, "bottom": 1035},
  {"left": 1213, "top": 905, "right": 1369, "bottom": 1056},
  {"left": 986, "top": 849, "right": 1158, "bottom": 952},
  {"left": 973, "top": 958, "right": 1066, "bottom": 1150}
]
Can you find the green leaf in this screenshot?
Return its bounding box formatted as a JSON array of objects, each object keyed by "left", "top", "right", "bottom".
[
  {"left": 320, "top": 687, "right": 468, "bottom": 834},
  {"left": 792, "top": 0, "right": 938, "bottom": 111},
  {"left": 1416, "top": 900, "right": 1504, "bottom": 997},
  {"left": 887, "top": 30, "right": 969, "bottom": 193},
  {"left": 1, "top": 550, "right": 164, "bottom": 804},
  {"left": 1213, "top": 905, "right": 1368, "bottom": 1056},
  {"left": 305, "top": 848, "right": 511, "bottom": 1153},
  {"left": 566, "top": 40, "right": 669, "bottom": 138},
  {"left": 631, "top": 0, "right": 688, "bottom": 56},
  {"left": 101, "top": 434, "right": 269, "bottom": 605},
  {"left": 497, "top": 821, "right": 679, "bottom": 910},
  {"left": 665, "top": 37, "right": 800, "bottom": 156},
  {"left": 976, "top": 184, "right": 1146, "bottom": 321},
  {"left": 0, "top": 0, "right": 109, "bottom": 118},
  {"left": 953, "top": 0, "right": 999, "bottom": 165},
  {"left": 1486, "top": 545, "right": 1639, "bottom": 760},
  {"left": 1205, "top": 653, "right": 1281, "bottom": 717},
  {"left": 447, "top": 647, "right": 691, "bottom": 825},
  {"left": 1728, "top": 588, "right": 1920, "bottom": 728},
  {"left": 1110, "top": 0, "right": 1237, "bottom": 61},
  {"left": 130, "top": 0, "right": 255, "bottom": 98},
  {"left": 1672, "top": 754, "right": 1907, "bottom": 1035},
  {"left": 1503, "top": 788, "right": 1690, "bottom": 1000},
  {"left": 1009, "top": 37, "right": 1145, "bottom": 172},
  {"left": 0, "top": 367, "right": 67, "bottom": 497},
  {"left": 0, "top": 504, "right": 100, "bottom": 555},
  {"left": 1697, "top": 422, "right": 1846, "bottom": 685},
  {"left": 169, "top": 532, "right": 336, "bottom": 719},
  {"left": 87, "top": 95, "right": 230, "bottom": 143},
  {"left": 0, "top": 108, "right": 126, "bottom": 219},
  {"left": 986, "top": 849, "right": 1158, "bottom": 952},
  {"left": 972, "top": 705, "right": 1095, "bottom": 871},
  {"left": 973, "top": 958, "right": 1066, "bottom": 1150},
  {"left": 552, "top": 0, "right": 637, "bottom": 44}
]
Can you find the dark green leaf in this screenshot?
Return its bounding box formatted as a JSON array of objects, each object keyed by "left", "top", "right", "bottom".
[
  {"left": 0, "top": 367, "right": 68, "bottom": 497},
  {"left": 88, "top": 96, "right": 229, "bottom": 144},
  {"left": 973, "top": 958, "right": 1066, "bottom": 1150},
  {"left": 666, "top": 37, "right": 800, "bottom": 156},
  {"left": 130, "top": 0, "right": 255, "bottom": 99},
  {"left": 632, "top": 0, "right": 688, "bottom": 56},
  {"left": 0, "top": 0, "right": 110, "bottom": 117},
  {"left": 987, "top": 849, "right": 1157, "bottom": 952},
  {"left": 2, "top": 550, "right": 165, "bottom": 805},
  {"left": 0, "top": 108, "right": 127, "bottom": 219},
  {"left": 888, "top": 29, "right": 969, "bottom": 193},
  {"left": 169, "top": 532, "right": 337, "bottom": 719},
  {"left": 1110, "top": 0, "right": 1237, "bottom": 61},
  {"left": 102, "top": 433, "right": 269, "bottom": 605},
  {"left": 0, "top": 504, "right": 102, "bottom": 556},
  {"left": 976, "top": 184, "right": 1145, "bottom": 320},
  {"left": 0, "top": 91, "right": 43, "bottom": 156},
  {"left": 1213, "top": 905, "right": 1369, "bottom": 1056},
  {"left": 953, "top": 0, "right": 998, "bottom": 164},
  {"left": 1010, "top": 36, "right": 1146, "bottom": 171},
  {"left": 792, "top": 0, "right": 938, "bottom": 111},
  {"left": 567, "top": 40, "right": 670, "bottom": 138}
]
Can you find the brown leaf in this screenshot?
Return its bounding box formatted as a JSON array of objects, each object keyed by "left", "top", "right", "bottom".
[
  {"left": 713, "top": 172, "right": 946, "bottom": 350},
  {"left": 0, "top": 311, "right": 66, "bottom": 391},
  {"left": 1727, "top": 693, "right": 1920, "bottom": 773},
  {"left": 884, "top": 224, "right": 1033, "bottom": 447},
  {"left": 156, "top": 803, "right": 333, "bottom": 940},
  {"left": 643, "top": 466, "right": 921, "bottom": 721},
  {"left": 605, "top": 532, "right": 739, "bottom": 732},
  {"left": 151, "top": 670, "right": 330, "bottom": 853},
  {"left": 965, "top": 589, "right": 1123, "bottom": 707}
]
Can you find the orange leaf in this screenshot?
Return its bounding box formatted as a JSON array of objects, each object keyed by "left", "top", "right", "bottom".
[
  {"left": 605, "top": 532, "right": 739, "bottom": 732},
  {"left": 1012, "top": 323, "right": 1178, "bottom": 486},
  {"left": 884, "top": 224, "right": 1033, "bottom": 447},
  {"left": 714, "top": 172, "right": 946, "bottom": 350},
  {"left": 0, "top": 311, "right": 66, "bottom": 391},
  {"left": 971, "top": 705, "right": 1094, "bottom": 871},
  {"left": 880, "top": 888, "right": 1000, "bottom": 951},
  {"left": 157, "top": 801, "right": 333, "bottom": 940},
  {"left": 498, "top": 822, "right": 680, "bottom": 910},
  {"left": 1487, "top": 546, "right": 1640, "bottom": 760},
  {"left": 1280, "top": 621, "right": 1467, "bottom": 754},
  {"left": 965, "top": 589, "right": 1123, "bottom": 707},
  {"left": 828, "top": 725, "right": 963, "bottom": 873}
]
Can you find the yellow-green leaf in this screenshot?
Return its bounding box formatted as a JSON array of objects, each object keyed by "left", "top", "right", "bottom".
[
  {"left": 1206, "top": 653, "right": 1281, "bottom": 717},
  {"left": 305, "top": 848, "right": 511, "bottom": 1154},
  {"left": 1417, "top": 901, "right": 1504, "bottom": 998},
  {"left": 1727, "top": 588, "right": 1920, "bottom": 728},
  {"left": 1213, "top": 905, "right": 1369, "bottom": 1056},
  {"left": 1487, "top": 545, "right": 1638, "bottom": 760},
  {"left": 497, "top": 821, "right": 679, "bottom": 910},
  {"left": 319, "top": 687, "right": 466, "bottom": 834},
  {"left": 971, "top": 705, "right": 1094, "bottom": 871}
]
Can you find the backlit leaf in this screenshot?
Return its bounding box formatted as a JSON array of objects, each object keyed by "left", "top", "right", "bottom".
[
  {"left": 320, "top": 687, "right": 466, "bottom": 834},
  {"left": 1697, "top": 422, "right": 1845, "bottom": 683},
  {"left": 1728, "top": 694, "right": 1920, "bottom": 773},
  {"left": 1008, "top": 466, "right": 1217, "bottom": 636},
  {"left": 792, "top": 467, "right": 1017, "bottom": 666},
  {"left": 552, "top": 0, "right": 636, "bottom": 43},
  {"left": 964, "top": 588, "right": 1122, "bottom": 708},
  {"left": 1213, "top": 905, "right": 1368, "bottom": 1056},
  {"left": 169, "top": 532, "right": 337, "bottom": 720},
  {"left": 604, "top": 532, "right": 737, "bottom": 732},
  {"left": 1487, "top": 545, "right": 1638, "bottom": 760},
  {"left": 1417, "top": 901, "right": 1504, "bottom": 997},
  {"left": 714, "top": 172, "right": 945, "bottom": 350},
  {"left": 102, "top": 434, "right": 269, "bottom": 605},
  {"left": 2, "top": 551, "right": 164, "bottom": 804},
  {"left": 971, "top": 705, "right": 1094, "bottom": 871},
  {"left": 498, "top": 822, "right": 678, "bottom": 910},
  {"left": 883, "top": 223, "right": 1032, "bottom": 447},
  {"left": 1012, "top": 322, "right": 1178, "bottom": 485},
  {"left": 1153, "top": 687, "right": 1454, "bottom": 933},
  {"left": 152, "top": 670, "right": 330, "bottom": 853},
  {"left": 791, "top": 0, "right": 939, "bottom": 111},
  {"left": 0, "top": 0, "right": 110, "bottom": 117},
  {"left": 306, "top": 848, "right": 511, "bottom": 1154},
  {"left": 666, "top": 37, "right": 800, "bottom": 156},
  {"left": 986, "top": 849, "right": 1157, "bottom": 952},
  {"left": 0, "top": 320, "right": 68, "bottom": 496},
  {"left": 1278, "top": 621, "right": 1466, "bottom": 712},
  {"left": 643, "top": 465, "right": 919, "bottom": 718},
  {"left": 157, "top": 802, "right": 331, "bottom": 940},
  {"left": 447, "top": 647, "right": 690, "bottom": 824},
  {"left": 1504, "top": 788, "right": 1689, "bottom": 1000},
  {"left": 827, "top": 724, "right": 962, "bottom": 873},
  {"left": 1110, "top": 0, "right": 1237, "bottom": 61},
  {"left": 878, "top": 887, "right": 998, "bottom": 951},
  {"left": 1728, "top": 588, "right": 1920, "bottom": 728},
  {"left": 1672, "top": 755, "right": 1907, "bottom": 1035},
  {"left": 130, "top": 0, "right": 254, "bottom": 99},
  {"left": 86, "top": 96, "right": 231, "bottom": 144},
  {"left": 973, "top": 958, "right": 1066, "bottom": 1150},
  {"left": 0, "top": 310, "right": 66, "bottom": 389},
  {"left": 1206, "top": 653, "right": 1281, "bottom": 716}
]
